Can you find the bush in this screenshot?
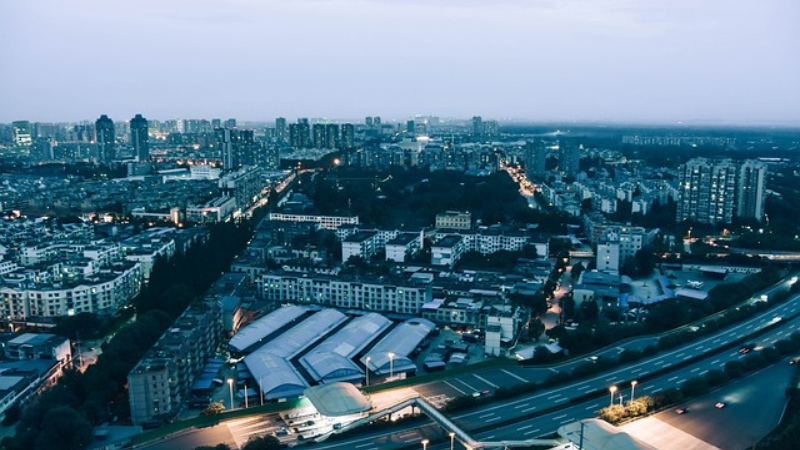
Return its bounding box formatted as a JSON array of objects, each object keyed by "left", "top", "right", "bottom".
[
  {"left": 618, "top": 349, "right": 641, "bottom": 364},
  {"left": 680, "top": 376, "right": 710, "bottom": 397},
  {"left": 724, "top": 360, "right": 746, "bottom": 378},
  {"left": 598, "top": 405, "right": 626, "bottom": 424},
  {"left": 704, "top": 369, "right": 729, "bottom": 387},
  {"left": 652, "top": 388, "right": 683, "bottom": 408}
]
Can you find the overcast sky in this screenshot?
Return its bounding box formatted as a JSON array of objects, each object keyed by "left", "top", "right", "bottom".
[{"left": 1, "top": 0, "right": 798, "bottom": 125}]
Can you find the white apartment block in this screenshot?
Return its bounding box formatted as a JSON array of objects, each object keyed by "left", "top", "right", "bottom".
[
  {"left": 341, "top": 232, "right": 380, "bottom": 263},
  {"left": 268, "top": 213, "right": 359, "bottom": 230},
  {"left": 185, "top": 196, "right": 237, "bottom": 223},
  {"left": 385, "top": 233, "right": 423, "bottom": 263},
  {"left": 258, "top": 274, "right": 432, "bottom": 315},
  {"left": 0, "top": 262, "right": 142, "bottom": 320}
]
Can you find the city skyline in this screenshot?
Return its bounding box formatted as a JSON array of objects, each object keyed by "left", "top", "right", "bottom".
[{"left": 2, "top": 0, "right": 799, "bottom": 125}]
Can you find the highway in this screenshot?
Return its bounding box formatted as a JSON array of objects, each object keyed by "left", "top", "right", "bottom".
[
  {"left": 413, "top": 276, "right": 798, "bottom": 413},
  {"left": 135, "top": 275, "right": 798, "bottom": 450},
  {"left": 305, "top": 311, "right": 800, "bottom": 450}
]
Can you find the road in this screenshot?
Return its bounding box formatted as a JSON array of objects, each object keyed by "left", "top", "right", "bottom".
[
  {"left": 622, "top": 359, "right": 794, "bottom": 450},
  {"left": 133, "top": 275, "right": 798, "bottom": 449},
  {"left": 304, "top": 312, "right": 800, "bottom": 450}
]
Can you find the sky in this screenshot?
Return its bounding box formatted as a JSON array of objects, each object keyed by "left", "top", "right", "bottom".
[{"left": 1, "top": 0, "right": 799, "bottom": 125}]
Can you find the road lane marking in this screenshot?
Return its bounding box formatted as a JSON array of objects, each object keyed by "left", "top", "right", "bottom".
[
  {"left": 478, "top": 413, "right": 495, "bottom": 419},
  {"left": 523, "top": 429, "right": 541, "bottom": 436},
  {"left": 668, "top": 376, "right": 678, "bottom": 381},
  {"left": 577, "top": 384, "right": 591, "bottom": 391},
  {"left": 547, "top": 394, "right": 561, "bottom": 400},
  {"left": 473, "top": 374, "right": 499, "bottom": 389},
  {"left": 501, "top": 369, "right": 529, "bottom": 383},
  {"left": 514, "top": 403, "right": 530, "bottom": 409},
  {"left": 486, "top": 416, "right": 502, "bottom": 423},
  {"left": 521, "top": 406, "right": 537, "bottom": 413},
  {"left": 444, "top": 381, "right": 466, "bottom": 395},
  {"left": 553, "top": 414, "right": 568, "bottom": 420},
  {"left": 517, "top": 424, "right": 533, "bottom": 431},
  {"left": 455, "top": 378, "right": 479, "bottom": 392}
]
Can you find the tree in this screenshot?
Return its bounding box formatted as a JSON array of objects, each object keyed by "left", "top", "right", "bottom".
[
  {"left": 34, "top": 406, "right": 92, "bottom": 450},
  {"left": 241, "top": 435, "right": 283, "bottom": 450},
  {"left": 196, "top": 445, "right": 232, "bottom": 450},
  {"left": 201, "top": 401, "right": 225, "bottom": 417}
]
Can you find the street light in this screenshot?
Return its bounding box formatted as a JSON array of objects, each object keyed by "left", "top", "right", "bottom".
[
  {"left": 450, "top": 432, "right": 456, "bottom": 450},
  {"left": 609, "top": 386, "right": 617, "bottom": 407},
  {"left": 422, "top": 439, "right": 429, "bottom": 450},
  {"left": 365, "top": 356, "right": 372, "bottom": 387},
  {"left": 630, "top": 380, "right": 638, "bottom": 403},
  {"left": 619, "top": 394, "right": 624, "bottom": 407},
  {"left": 227, "top": 378, "right": 235, "bottom": 411},
  {"left": 388, "top": 352, "right": 395, "bottom": 380},
  {"left": 244, "top": 382, "right": 248, "bottom": 409}
]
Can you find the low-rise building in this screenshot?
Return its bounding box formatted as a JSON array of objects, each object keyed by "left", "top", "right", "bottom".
[
  {"left": 435, "top": 211, "right": 472, "bottom": 230},
  {"left": 185, "top": 196, "right": 237, "bottom": 223},
  {"left": 431, "top": 235, "right": 464, "bottom": 268}
]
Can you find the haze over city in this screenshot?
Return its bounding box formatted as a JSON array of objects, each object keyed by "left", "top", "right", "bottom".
[
  {"left": 3, "top": 2, "right": 800, "bottom": 450},
  {"left": 2, "top": 0, "right": 799, "bottom": 125}
]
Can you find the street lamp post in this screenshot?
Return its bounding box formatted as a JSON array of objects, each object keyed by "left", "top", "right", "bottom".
[
  {"left": 260, "top": 376, "right": 265, "bottom": 406},
  {"left": 619, "top": 394, "right": 624, "bottom": 407},
  {"left": 630, "top": 380, "right": 638, "bottom": 403},
  {"left": 422, "top": 439, "right": 429, "bottom": 450},
  {"left": 244, "top": 382, "right": 248, "bottom": 409},
  {"left": 227, "top": 378, "right": 235, "bottom": 411},
  {"left": 450, "top": 432, "right": 456, "bottom": 450},
  {"left": 366, "top": 356, "right": 371, "bottom": 387},
  {"left": 388, "top": 352, "right": 395, "bottom": 380},
  {"left": 609, "top": 386, "right": 617, "bottom": 407}
]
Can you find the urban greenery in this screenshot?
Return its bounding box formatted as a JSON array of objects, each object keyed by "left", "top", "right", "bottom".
[{"left": 0, "top": 220, "right": 255, "bottom": 450}]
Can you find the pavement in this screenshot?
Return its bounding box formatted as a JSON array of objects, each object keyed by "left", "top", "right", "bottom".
[
  {"left": 622, "top": 360, "right": 795, "bottom": 450},
  {"left": 132, "top": 275, "right": 799, "bottom": 450}
]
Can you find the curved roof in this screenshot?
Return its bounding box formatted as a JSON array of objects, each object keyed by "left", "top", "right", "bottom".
[
  {"left": 265, "top": 309, "right": 348, "bottom": 359},
  {"left": 558, "top": 419, "right": 657, "bottom": 450},
  {"left": 300, "top": 313, "right": 391, "bottom": 382},
  {"left": 245, "top": 352, "right": 308, "bottom": 400},
  {"left": 229, "top": 305, "right": 307, "bottom": 353},
  {"left": 360, "top": 318, "right": 435, "bottom": 375},
  {"left": 304, "top": 382, "right": 371, "bottom": 417}
]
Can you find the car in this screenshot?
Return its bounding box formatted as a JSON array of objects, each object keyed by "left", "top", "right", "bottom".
[
  {"left": 790, "top": 359, "right": 797, "bottom": 365},
  {"left": 739, "top": 344, "right": 755, "bottom": 354},
  {"left": 675, "top": 407, "right": 688, "bottom": 414},
  {"left": 715, "top": 402, "right": 726, "bottom": 409}
]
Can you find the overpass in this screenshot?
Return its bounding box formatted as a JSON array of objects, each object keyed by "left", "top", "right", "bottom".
[{"left": 320, "top": 395, "right": 563, "bottom": 450}]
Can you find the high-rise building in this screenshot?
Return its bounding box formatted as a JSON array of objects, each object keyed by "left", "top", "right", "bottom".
[
  {"left": 289, "top": 119, "right": 311, "bottom": 148},
  {"left": 406, "top": 120, "right": 415, "bottom": 135},
  {"left": 484, "top": 120, "right": 499, "bottom": 137},
  {"left": 224, "top": 118, "right": 236, "bottom": 129},
  {"left": 216, "top": 128, "right": 255, "bottom": 170},
  {"left": 312, "top": 123, "right": 326, "bottom": 149},
  {"left": 677, "top": 158, "right": 738, "bottom": 224},
  {"left": 211, "top": 118, "right": 221, "bottom": 129},
  {"left": 736, "top": 160, "right": 768, "bottom": 222},
  {"left": 471, "top": 116, "right": 483, "bottom": 137},
  {"left": 95, "top": 114, "right": 115, "bottom": 162},
  {"left": 275, "top": 117, "right": 288, "bottom": 143},
  {"left": 341, "top": 123, "right": 355, "bottom": 149},
  {"left": 365, "top": 117, "right": 374, "bottom": 128},
  {"left": 558, "top": 139, "right": 581, "bottom": 176},
  {"left": 325, "top": 124, "right": 340, "bottom": 149},
  {"left": 12, "top": 121, "right": 32, "bottom": 150},
  {"left": 130, "top": 114, "right": 150, "bottom": 162},
  {"left": 525, "top": 140, "right": 547, "bottom": 178}
]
